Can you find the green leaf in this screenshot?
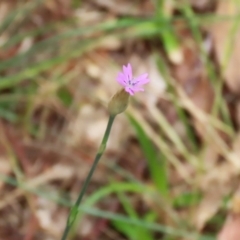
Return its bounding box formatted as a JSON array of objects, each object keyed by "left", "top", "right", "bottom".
[{"left": 127, "top": 113, "right": 169, "bottom": 197}]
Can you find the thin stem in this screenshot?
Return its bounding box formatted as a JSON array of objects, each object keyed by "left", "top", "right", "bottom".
[{"left": 60, "top": 114, "right": 116, "bottom": 240}]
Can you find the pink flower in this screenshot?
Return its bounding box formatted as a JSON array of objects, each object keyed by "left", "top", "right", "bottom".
[{"left": 116, "top": 63, "right": 150, "bottom": 96}]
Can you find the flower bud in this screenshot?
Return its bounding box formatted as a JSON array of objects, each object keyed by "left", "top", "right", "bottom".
[{"left": 108, "top": 89, "right": 130, "bottom": 116}]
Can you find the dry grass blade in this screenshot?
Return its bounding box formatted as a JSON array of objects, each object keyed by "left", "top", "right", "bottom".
[
  {"left": 177, "top": 86, "right": 240, "bottom": 169},
  {"left": 0, "top": 165, "right": 73, "bottom": 210},
  {"left": 127, "top": 106, "right": 192, "bottom": 183}
]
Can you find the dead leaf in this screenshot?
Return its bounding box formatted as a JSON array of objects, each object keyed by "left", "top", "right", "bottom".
[
  {"left": 218, "top": 186, "right": 240, "bottom": 240},
  {"left": 91, "top": 0, "right": 153, "bottom": 16},
  {"left": 193, "top": 162, "right": 237, "bottom": 229},
  {"left": 218, "top": 215, "right": 240, "bottom": 240},
  {"left": 172, "top": 32, "right": 215, "bottom": 142},
  {"left": 211, "top": 0, "right": 240, "bottom": 93},
  {"left": 173, "top": 46, "right": 214, "bottom": 113},
  {"left": 190, "top": 0, "right": 214, "bottom": 10}
]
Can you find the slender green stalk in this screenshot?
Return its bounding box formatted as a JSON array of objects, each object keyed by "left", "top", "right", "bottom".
[{"left": 60, "top": 114, "right": 116, "bottom": 240}]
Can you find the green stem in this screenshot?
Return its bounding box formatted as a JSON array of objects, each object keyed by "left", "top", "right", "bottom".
[{"left": 60, "top": 114, "right": 116, "bottom": 240}]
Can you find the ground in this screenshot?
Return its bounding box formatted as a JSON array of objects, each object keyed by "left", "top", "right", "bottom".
[{"left": 0, "top": 0, "right": 240, "bottom": 240}]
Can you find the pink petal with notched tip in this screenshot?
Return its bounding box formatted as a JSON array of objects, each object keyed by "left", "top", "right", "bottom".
[
  {"left": 134, "top": 73, "right": 149, "bottom": 86},
  {"left": 117, "top": 72, "right": 127, "bottom": 86},
  {"left": 126, "top": 63, "right": 132, "bottom": 80},
  {"left": 136, "top": 78, "right": 149, "bottom": 86},
  {"left": 123, "top": 63, "right": 132, "bottom": 80}
]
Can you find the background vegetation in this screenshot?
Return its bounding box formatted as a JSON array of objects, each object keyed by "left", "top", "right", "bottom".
[{"left": 0, "top": 0, "right": 240, "bottom": 239}]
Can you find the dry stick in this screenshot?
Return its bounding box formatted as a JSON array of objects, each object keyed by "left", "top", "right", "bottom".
[{"left": 60, "top": 115, "right": 116, "bottom": 240}]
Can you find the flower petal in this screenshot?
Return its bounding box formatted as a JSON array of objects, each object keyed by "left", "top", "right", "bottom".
[
  {"left": 135, "top": 73, "right": 148, "bottom": 82},
  {"left": 126, "top": 63, "right": 132, "bottom": 80},
  {"left": 132, "top": 86, "right": 144, "bottom": 92},
  {"left": 117, "top": 72, "right": 127, "bottom": 86},
  {"left": 133, "top": 73, "right": 149, "bottom": 86},
  {"left": 117, "top": 64, "right": 149, "bottom": 95},
  {"left": 125, "top": 87, "right": 134, "bottom": 95},
  {"left": 123, "top": 64, "right": 131, "bottom": 80}
]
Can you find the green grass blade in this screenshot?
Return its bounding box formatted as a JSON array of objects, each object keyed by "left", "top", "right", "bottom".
[{"left": 127, "top": 113, "right": 169, "bottom": 197}]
